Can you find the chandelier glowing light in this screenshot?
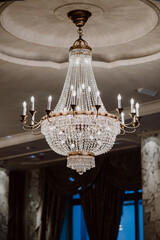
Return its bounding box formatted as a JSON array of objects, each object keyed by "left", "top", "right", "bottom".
[{"left": 21, "top": 10, "right": 141, "bottom": 174}]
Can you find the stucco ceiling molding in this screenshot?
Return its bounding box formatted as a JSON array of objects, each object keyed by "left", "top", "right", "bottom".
[
  {"left": 0, "top": 1, "right": 160, "bottom": 66},
  {"left": 1, "top": 50, "right": 160, "bottom": 69},
  {"left": 0, "top": 0, "right": 158, "bottom": 48}
]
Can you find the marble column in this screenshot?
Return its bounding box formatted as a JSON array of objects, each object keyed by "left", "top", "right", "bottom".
[
  {"left": 28, "top": 170, "right": 42, "bottom": 240},
  {"left": 141, "top": 132, "right": 160, "bottom": 240},
  {"left": 0, "top": 168, "right": 9, "bottom": 240}
]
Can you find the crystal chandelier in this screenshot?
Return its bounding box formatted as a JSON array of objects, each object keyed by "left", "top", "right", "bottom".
[{"left": 21, "top": 10, "right": 141, "bottom": 174}]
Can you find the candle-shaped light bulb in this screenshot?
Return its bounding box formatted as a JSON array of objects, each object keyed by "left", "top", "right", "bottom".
[
  {"left": 136, "top": 103, "right": 140, "bottom": 116},
  {"left": 96, "top": 90, "right": 100, "bottom": 105},
  {"left": 121, "top": 112, "right": 125, "bottom": 125},
  {"left": 130, "top": 98, "right": 134, "bottom": 113},
  {"left": 88, "top": 86, "right": 91, "bottom": 92},
  {"left": 23, "top": 101, "right": 27, "bottom": 115},
  {"left": 31, "top": 96, "right": 35, "bottom": 111},
  {"left": 117, "top": 94, "right": 122, "bottom": 108},
  {"left": 47, "top": 95, "right": 52, "bottom": 110}
]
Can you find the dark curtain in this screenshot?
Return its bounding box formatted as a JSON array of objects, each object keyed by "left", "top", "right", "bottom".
[
  {"left": 81, "top": 174, "right": 123, "bottom": 240},
  {"left": 40, "top": 183, "right": 66, "bottom": 240},
  {"left": 8, "top": 171, "right": 28, "bottom": 240},
  {"left": 8, "top": 148, "right": 141, "bottom": 240},
  {"left": 80, "top": 148, "right": 141, "bottom": 240},
  {"left": 40, "top": 148, "right": 141, "bottom": 240},
  {"left": 46, "top": 156, "right": 104, "bottom": 196},
  {"left": 39, "top": 157, "right": 104, "bottom": 239}
]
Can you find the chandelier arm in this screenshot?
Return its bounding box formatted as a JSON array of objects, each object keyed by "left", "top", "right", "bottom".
[
  {"left": 122, "top": 128, "right": 136, "bottom": 134},
  {"left": 23, "top": 126, "right": 34, "bottom": 132},
  {"left": 123, "top": 121, "right": 140, "bottom": 129},
  {"left": 32, "top": 120, "right": 41, "bottom": 124},
  {"left": 22, "top": 124, "right": 34, "bottom": 129},
  {"left": 119, "top": 126, "right": 126, "bottom": 135},
  {"left": 124, "top": 121, "right": 138, "bottom": 126},
  {"left": 22, "top": 121, "right": 42, "bottom": 130},
  {"left": 47, "top": 117, "right": 53, "bottom": 123}
]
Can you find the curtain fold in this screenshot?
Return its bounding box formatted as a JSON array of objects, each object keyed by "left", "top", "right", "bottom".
[
  {"left": 40, "top": 173, "right": 66, "bottom": 240},
  {"left": 80, "top": 171, "right": 123, "bottom": 240},
  {"left": 46, "top": 157, "right": 104, "bottom": 196},
  {"left": 8, "top": 171, "right": 28, "bottom": 240}
]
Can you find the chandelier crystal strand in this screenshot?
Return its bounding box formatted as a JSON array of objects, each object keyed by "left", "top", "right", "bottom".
[
  {"left": 54, "top": 49, "right": 106, "bottom": 113},
  {"left": 41, "top": 41, "right": 121, "bottom": 174},
  {"left": 21, "top": 10, "right": 141, "bottom": 175}
]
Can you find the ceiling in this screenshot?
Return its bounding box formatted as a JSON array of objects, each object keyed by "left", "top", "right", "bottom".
[{"left": 0, "top": 0, "right": 160, "bottom": 169}]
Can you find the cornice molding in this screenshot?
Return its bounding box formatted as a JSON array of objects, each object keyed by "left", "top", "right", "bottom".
[{"left": 1, "top": 51, "right": 160, "bottom": 69}]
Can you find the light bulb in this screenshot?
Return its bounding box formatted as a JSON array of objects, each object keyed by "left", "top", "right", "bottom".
[
  {"left": 47, "top": 95, "right": 52, "bottom": 110},
  {"left": 23, "top": 101, "right": 27, "bottom": 115},
  {"left": 30, "top": 96, "right": 35, "bottom": 111},
  {"left": 117, "top": 94, "right": 122, "bottom": 108},
  {"left": 130, "top": 98, "right": 134, "bottom": 113}
]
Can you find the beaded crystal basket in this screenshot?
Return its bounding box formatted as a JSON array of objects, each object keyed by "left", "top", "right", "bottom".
[{"left": 41, "top": 47, "right": 121, "bottom": 174}]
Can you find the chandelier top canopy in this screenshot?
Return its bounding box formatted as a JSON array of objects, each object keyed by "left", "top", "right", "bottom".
[
  {"left": 68, "top": 10, "right": 92, "bottom": 28},
  {"left": 68, "top": 10, "right": 92, "bottom": 51}
]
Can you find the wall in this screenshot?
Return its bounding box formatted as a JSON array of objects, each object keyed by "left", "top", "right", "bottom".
[{"left": 141, "top": 133, "right": 160, "bottom": 240}]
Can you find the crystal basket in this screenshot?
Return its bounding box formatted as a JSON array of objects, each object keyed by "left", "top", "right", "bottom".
[{"left": 41, "top": 48, "right": 121, "bottom": 174}]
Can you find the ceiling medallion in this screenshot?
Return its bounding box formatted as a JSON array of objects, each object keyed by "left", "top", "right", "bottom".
[{"left": 21, "top": 10, "right": 142, "bottom": 175}]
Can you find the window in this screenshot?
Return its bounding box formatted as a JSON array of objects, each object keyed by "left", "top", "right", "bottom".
[
  {"left": 60, "top": 194, "right": 89, "bottom": 240},
  {"left": 60, "top": 190, "right": 143, "bottom": 240},
  {"left": 117, "top": 190, "right": 143, "bottom": 240}
]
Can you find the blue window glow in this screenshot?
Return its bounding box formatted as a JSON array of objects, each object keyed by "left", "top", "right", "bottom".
[
  {"left": 72, "top": 205, "right": 89, "bottom": 240},
  {"left": 30, "top": 155, "right": 36, "bottom": 158},
  {"left": 138, "top": 200, "right": 143, "bottom": 240},
  {"left": 69, "top": 177, "right": 75, "bottom": 182},
  {"left": 72, "top": 194, "right": 80, "bottom": 199},
  {"left": 59, "top": 202, "right": 69, "bottom": 240},
  {"left": 73, "top": 205, "right": 81, "bottom": 240},
  {"left": 117, "top": 201, "right": 135, "bottom": 240},
  {"left": 125, "top": 190, "right": 135, "bottom": 194},
  {"left": 60, "top": 190, "right": 143, "bottom": 240}
]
